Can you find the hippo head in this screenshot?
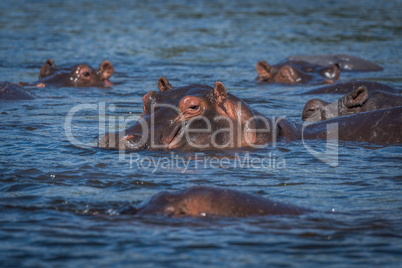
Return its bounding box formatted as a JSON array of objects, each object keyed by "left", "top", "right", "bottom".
[
  {"left": 302, "top": 99, "right": 330, "bottom": 121},
  {"left": 302, "top": 86, "right": 370, "bottom": 121},
  {"left": 35, "top": 59, "right": 114, "bottom": 88},
  {"left": 256, "top": 60, "right": 340, "bottom": 84},
  {"left": 99, "top": 77, "right": 277, "bottom": 150}
]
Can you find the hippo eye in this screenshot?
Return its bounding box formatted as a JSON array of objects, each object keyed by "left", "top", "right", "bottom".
[
  {"left": 83, "top": 71, "right": 90, "bottom": 77},
  {"left": 180, "top": 96, "right": 202, "bottom": 115}
]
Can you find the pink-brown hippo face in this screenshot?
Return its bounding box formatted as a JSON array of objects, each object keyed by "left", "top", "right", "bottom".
[
  {"left": 99, "top": 77, "right": 277, "bottom": 151},
  {"left": 256, "top": 60, "right": 340, "bottom": 85},
  {"left": 34, "top": 59, "right": 114, "bottom": 88}
]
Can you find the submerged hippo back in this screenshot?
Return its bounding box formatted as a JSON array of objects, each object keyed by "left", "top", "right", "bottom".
[
  {"left": 0, "top": 82, "right": 36, "bottom": 100},
  {"left": 135, "top": 186, "right": 309, "bottom": 217},
  {"left": 302, "top": 81, "right": 398, "bottom": 95},
  {"left": 287, "top": 54, "right": 383, "bottom": 71},
  {"left": 302, "top": 106, "right": 402, "bottom": 144}
]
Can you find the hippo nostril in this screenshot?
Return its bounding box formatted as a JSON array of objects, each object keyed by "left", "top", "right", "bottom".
[
  {"left": 172, "top": 126, "right": 182, "bottom": 140},
  {"left": 165, "top": 125, "right": 183, "bottom": 149}
]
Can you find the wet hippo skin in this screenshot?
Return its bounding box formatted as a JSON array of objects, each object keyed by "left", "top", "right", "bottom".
[
  {"left": 99, "top": 78, "right": 402, "bottom": 150},
  {"left": 100, "top": 77, "right": 279, "bottom": 150},
  {"left": 301, "top": 81, "right": 398, "bottom": 95},
  {"left": 287, "top": 54, "right": 383, "bottom": 71},
  {"left": 300, "top": 106, "right": 402, "bottom": 144},
  {"left": 302, "top": 86, "right": 402, "bottom": 121},
  {"left": 21, "top": 59, "right": 114, "bottom": 88},
  {"left": 98, "top": 77, "right": 400, "bottom": 151},
  {"left": 256, "top": 59, "right": 340, "bottom": 85},
  {"left": 0, "top": 82, "right": 36, "bottom": 100},
  {"left": 123, "top": 186, "right": 309, "bottom": 217}
]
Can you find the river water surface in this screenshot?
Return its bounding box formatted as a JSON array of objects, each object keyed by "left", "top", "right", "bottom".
[{"left": 0, "top": 0, "right": 401, "bottom": 267}]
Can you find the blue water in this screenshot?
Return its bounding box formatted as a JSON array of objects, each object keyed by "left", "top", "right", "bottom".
[{"left": 1, "top": 0, "right": 401, "bottom": 267}]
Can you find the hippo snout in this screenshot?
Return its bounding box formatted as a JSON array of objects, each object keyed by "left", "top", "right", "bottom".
[
  {"left": 99, "top": 132, "right": 125, "bottom": 149},
  {"left": 98, "top": 132, "right": 115, "bottom": 149},
  {"left": 99, "top": 131, "right": 146, "bottom": 150}
]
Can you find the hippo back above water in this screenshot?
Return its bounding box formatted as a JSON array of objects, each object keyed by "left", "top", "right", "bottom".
[
  {"left": 0, "top": 82, "right": 36, "bottom": 100},
  {"left": 301, "top": 81, "right": 399, "bottom": 95},
  {"left": 21, "top": 59, "right": 114, "bottom": 88},
  {"left": 300, "top": 106, "right": 402, "bottom": 145},
  {"left": 124, "top": 186, "right": 309, "bottom": 217},
  {"left": 287, "top": 54, "right": 383, "bottom": 72}
]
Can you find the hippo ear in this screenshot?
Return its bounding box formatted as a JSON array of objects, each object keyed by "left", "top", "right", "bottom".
[
  {"left": 346, "top": 86, "right": 369, "bottom": 107},
  {"left": 302, "top": 99, "right": 328, "bottom": 121},
  {"left": 45, "top": 59, "right": 56, "bottom": 67},
  {"left": 99, "top": 60, "right": 114, "bottom": 80},
  {"left": 320, "top": 63, "right": 340, "bottom": 80},
  {"left": 39, "top": 59, "right": 57, "bottom": 79},
  {"left": 331, "top": 63, "right": 340, "bottom": 80},
  {"left": 158, "top": 77, "right": 173, "bottom": 91},
  {"left": 256, "top": 60, "right": 272, "bottom": 80},
  {"left": 213, "top": 81, "right": 227, "bottom": 105}
]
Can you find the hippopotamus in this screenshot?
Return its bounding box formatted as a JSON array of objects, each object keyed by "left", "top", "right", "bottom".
[
  {"left": 99, "top": 77, "right": 401, "bottom": 149},
  {"left": 300, "top": 106, "right": 401, "bottom": 144},
  {"left": 123, "top": 186, "right": 309, "bottom": 217},
  {"left": 21, "top": 59, "right": 114, "bottom": 88},
  {"left": 287, "top": 54, "right": 383, "bottom": 71},
  {"left": 256, "top": 60, "right": 340, "bottom": 84},
  {"left": 302, "top": 86, "right": 402, "bottom": 121},
  {"left": 301, "top": 81, "right": 399, "bottom": 95},
  {"left": 99, "top": 77, "right": 279, "bottom": 150},
  {"left": 0, "top": 82, "right": 36, "bottom": 100}
]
